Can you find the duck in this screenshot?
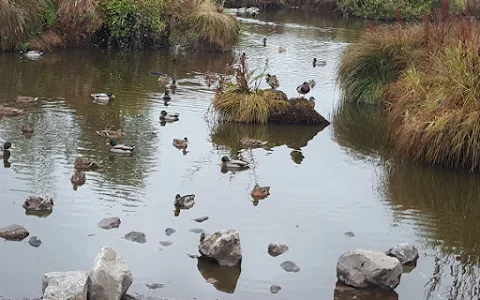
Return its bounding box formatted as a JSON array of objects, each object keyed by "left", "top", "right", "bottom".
[
  {"left": 313, "top": 58, "right": 326, "bottom": 67},
  {"left": 205, "top": 72, "right": 214, "bottom": 87},
  {"left": 71, "top": 170, "right": 86, "bottom": 185},
  {"left": 160, "top": 110, "right": 179, "bottom": 122},
  {"left": 15, "top": 96, "right": 38, "bottom": 104},
  {"left": 157, "top": 73, "right": 171, "bottom": 85},
  {"left": 308, "top": 96, "right": 316, "bottom": 108},
  {"left": 91, "top": 92, "right": 115, "bottom": 103},
  {"left": 296, "top": 82, "right": 311, "bottom": 98},
  {"left": 266, "top": 74, "right": 279, "bottom": 89},
  {"left": 109, "top": 140, "right": 135, "bottom": 155},
  {"left": 169, "top": 80, "right": 177, "bottom": 91},
  {"left": 172, "top": 137, "right": 188, "bottom": 149},
  {"left": 241, "top": 137, "right": 268, "bottom": 148},
  {"left": 221, "top": 156, "right": 249, "bottom": 169},
  {"left": 251, "top": 184, "right": 271, "bottom": 199},
  {"left": 21, "top": 124, "right": 34, "bottom": 134},
  {"left": 263, "top": 37, "right": 267, "bottom": 47},
  {"left": 162, "top": 90, "right": 171, "bottom": 101},
  {"left": 174, "top": 194, "right": 195, "bottom": 209},
  {"left": 0, "top": 106, "right": 24, "bottom": 116},
  {"left": 95, "top": 129, "right": 126, "bottom": 139},
  {"left": 0, "top": 142, "right": 12, "bottom": 158},
  {"left": 279, "top": 47, "right": 287, "bottom": 53},
  {"left": 24, "top": 51, "right": 43, "bottom": 60},
  {"left": 308, "top": 79, "right": 316, "bottom": 89},
  {"left": 74, "top": 157, "right": 103, "bottom": 170}
]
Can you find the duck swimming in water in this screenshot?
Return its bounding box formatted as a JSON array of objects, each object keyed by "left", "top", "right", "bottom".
[
  {"left": 160, "top": 110, "right": 179, "bottom": 122},
  {"left": 0, "top": 142, "right": 12, "bottom": 158},
  {"left": 172, "top": 137, "right": 188, "bottom": 149},
  {"left": 91, "top": 92, "right": 115, "bottom": 103},
  {"left": 263, "top": 37, "right": 267, "bottom": 46},
  {"left": 24, "top": 51, "right": 43, "bottom": 60},
  {"left": 313, "top": 58, "right": 326, "bottom": 67},
  {"left": 221, "top": 156, "right": 249, "bottom": 170},
  {"left": 109, "top": 140, "right": 135, "bottom": 155},
  {"left": 162, "top": 90, "right": 171, "bottom": 101}
]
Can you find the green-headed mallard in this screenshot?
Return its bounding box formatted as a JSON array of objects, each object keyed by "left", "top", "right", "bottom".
[
  {"left": 251, "top": 184, "right": 270, "bottom": 199},
  {"left": 0, "top": 106, "right": 24, "bottom": 116},
  {"left": 313, "top": 58, "right": 326, "bottom": 67},
  {"left": 162, "top": 90, "right": 171, "bottom": 101},
  {"left": 91, "top": 92, "right": 115, "bottom": 103},
  {"left": 21, "top": 124, "right": 34, "bottom": 134},
  {"left": 0, "top": 142, "right": 12, "bottom": 158},
  {"left": 71, "top": 170, "right": 86, "bottom": 185},
  {"left": 173, "top": 137, "right": 188, "bottom": 149},
  {"left": 74, "top": 157, "right": 103, "bottom": 170},
  {"left": 296, "top": 82, "right": 310, "bottom": 98},
  {"left": 266, "top": 74, "right": 279, "bottom": 89},
  {"left": 241, "top": 137, "right": 268, "bottom": 148},
  {"left": 109, "top": 140, "right": 135, "bottom": 155},
  {"left": 96, "top": 129, "right": 126, "bottom": 139},
  {"left": 16, "top": 96, "right": 38, "bottom": 104},
  {"left": 174, "top": 194, "right": 195, "bottom": 209},
  {"left": 221, "top": 156, "right": 249, "bottom": 169},
  {"left": 160, "top": 110, "right": 179, "bottom": 122}
]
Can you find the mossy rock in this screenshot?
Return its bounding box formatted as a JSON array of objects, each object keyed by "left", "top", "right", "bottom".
[{"left": 267, "top": 97, "right": 330, "bottom": 125}]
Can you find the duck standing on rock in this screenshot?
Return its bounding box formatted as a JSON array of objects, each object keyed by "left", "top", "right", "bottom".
[
  {"left": 173, "top": 137, "right": 188, "bottom": 150},
  {"left": 91, "top": 92, "right": 115, "bottom": 103},
  {"left": 109, "top": 140, "right": 135, "bottom": 155},
  {"left": 266, "top": 74, "right": 279, "bottom": 90},
  {"left": 297, "top": 82, "right": 311, "bottom": 98},
  {"left": 160, "top": 110, "right": 179, "bottom": 122}
]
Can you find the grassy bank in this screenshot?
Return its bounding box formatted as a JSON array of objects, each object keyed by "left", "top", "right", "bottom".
[
  {"left": 337, "top": 0, "right": 480, "bottom": 171},
  {"left": 0, "top": 0, "right": 240, "bottom": 52}
]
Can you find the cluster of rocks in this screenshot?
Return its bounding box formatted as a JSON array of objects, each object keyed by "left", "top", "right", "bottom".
[{"left": 336, "top": 243, "right": 419, "bottom": 291}]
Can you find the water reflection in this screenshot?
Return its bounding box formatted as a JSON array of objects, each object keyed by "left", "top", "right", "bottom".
[
  {"left": 333, "top": 283, "right": 398, "bottom": 300},
  {"left": 196, "top": 258, "right": 241, "bottom": 294}
]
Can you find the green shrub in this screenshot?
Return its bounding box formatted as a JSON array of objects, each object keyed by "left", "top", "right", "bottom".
[{"left": 338, "top": 0, "right": 438, "bottom": 20}]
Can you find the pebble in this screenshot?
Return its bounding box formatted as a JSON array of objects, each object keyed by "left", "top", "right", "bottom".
[
  {"left": 270, "top": 285, "right": 282, "bottom": 294},
  {"left": 344, "top": 231, "right": 355, "bottom": 238},
  {"left": 189, "top": 228, "right": 205, "bottom": 234},
  {"left": 28, "top": 236, "right": 42, "bottom": 247},
  {"left": 159, "top": 241, "right": 173, "bottom": 247},
  {"left": 192, "top": 216, "right": 209, "bottom": 223},
  {"left": 124, "top": 231, "right": 146, "bottom": 243},
  {"left": 165, "top": 228, "right": 176, "bottom": 236},
  {"left": 280, "top": 261, "right": 300, "bottom": 273}
]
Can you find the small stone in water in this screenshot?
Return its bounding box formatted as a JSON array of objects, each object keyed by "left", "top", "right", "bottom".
[
  {"left": 146, "top": 283, "right": 164, "bottom": 290},
  {"left": 97, "top": 217, "right": 121, "bottom": 229},
  {"left": 189, "top": 228, "right": 205, "bottom": 234},
  {"left": 28, "top": 236, "right": 42, "bottom": 247},
  {"left": 344, "top": 231, "right": 355, "bottom": 238},
  {"left": 159, "top": 241, "right": 173, "bottom": 247},
  {"left": 192, "top": 216, "right": 209, "bottom": 223},
  {"left": 165, "top": 228, "right": 176, "bottom": 236},
  {"left": 280, "top": 261, "right": 300, "bottom": 273},
  {"left": 124, "top": 231, "right": 146, "bottom": 243},
  {"left": 187, "top": 254, "right": 199, "bottom": 259},
  {"left": 270, "top": 285, "right": 282, "bottom": 294}
]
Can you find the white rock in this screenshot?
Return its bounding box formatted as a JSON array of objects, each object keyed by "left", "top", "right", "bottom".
[
  {"left": 337, "top": 249, "right": 403, "bottom": 290},
  {"left": 198, "top": 229, "right": 242, "bottom": 267},
  {"left": 42, "top": 271, "right": 89, "bottom": 300},
  {"left": 386, "top": 243, "right": 419, "bottom": 265},
  {"left": 88, "top": 247, "right": 133, "bottom": 300}
]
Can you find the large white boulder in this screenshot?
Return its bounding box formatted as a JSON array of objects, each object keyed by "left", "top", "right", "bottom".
[
  {"left": 386, "top": 243, "right": 419, "bottom": 265},
  {"left": 87, "top": 247, "right": 133, "bottom": 300},
  {"left": 42, "top": 271, "right": 89, "bottom": 300},
  {"left": 198, "top": 229, "right": 242, "bottom": 267},
  {"left": 336, "top": 249, "right": 403, "bottom": 290}
]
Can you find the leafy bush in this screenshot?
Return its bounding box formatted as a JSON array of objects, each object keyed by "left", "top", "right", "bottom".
[{"left": 338, "top": 0, "right": 438, "bottom": 20}]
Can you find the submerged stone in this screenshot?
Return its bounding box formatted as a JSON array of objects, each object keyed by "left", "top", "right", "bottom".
[
  {"left": 124, "top": 231, "right": 146, "bottom": 244},
  {"left": 98, "top": 217, "right": 121, "bottom": 230},
  {"left": 165, "top": 228, "right": 176, "bottom": 236},
  {"left": 270, "top": 285, "right": 282, "bottom": 294},
  {"left": 29, "top": 236, "right": 42, "bottom": 247},
  {"left": 280, "top": 261, "right": 300, "bottom": 273}
]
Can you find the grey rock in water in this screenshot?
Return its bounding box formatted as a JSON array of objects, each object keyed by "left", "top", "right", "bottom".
[
  {"left": 198, "top": 229, "right": 242, "bottom": 267},
  {"left": 124, "top": 231, "right": 146, "bottom": 244},
  {"left": 386, "top": 243, "right": 419, "bottom": 265},
  {"left": 268, "top": 242, "right": 289, "bottom": 257},
  {"left": 280, "top": 261, "right": 300, "bottom": 273},
  {"left": 42, "top": 271, "right": 89, "bottom": 300},
  {"left": 88, "top": 247, "right": 133, "bottom": 300},
  {"left": 23, "top": 195, "right": 54, "bottom": 212},
  {"left": 165, "top": 228, "right": 176, "bottom": 236},
  {"left": 270, "top": 285, "right": 282, "bottom": 294},
  {"left": 29, "top": 236, "right": 42, "bottom": 247},
  {"left": 98, "top": 217, "right": 121, "bottom": 229},
  {"left": 189, "top": 228, "right": 205, "bottom": 234},
  {"left": 0, "top": 224, "right": 29, "bottom": 241},
  {"left": 337, "top": 249, "right": 403, "bottom": 290},
  {"left": 159, "top": 241, "right": 173, "bottom": 247},
  {"left": 344, "top": 231, "right": 355, "bottom": 239},
  {"left": 192, "top": 216, "right": 209, "bottom": 223}
]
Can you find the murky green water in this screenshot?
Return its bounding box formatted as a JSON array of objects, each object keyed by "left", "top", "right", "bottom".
[{"left": 1, "top": 8, "right": 479, "bottom": 300}]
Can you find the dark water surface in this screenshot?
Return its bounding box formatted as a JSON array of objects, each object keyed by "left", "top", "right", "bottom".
[{"left": 0, "top": 8, "right": 479, "bottom": 300}]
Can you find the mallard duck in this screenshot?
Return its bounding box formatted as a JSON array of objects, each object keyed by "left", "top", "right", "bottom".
[
  {"left": 162, "top": 90, "right": 171, "bottom": 101},
  {"left": 0, "top": 106, "right": 24, "bottom": 116},
  {"left": 205, "top": 72, "right": 214, "bottom": 88},
  {"left": 279, "top": 47, "right": 287, "bottom": 53},
  {"left": 21, "top": 124, "right": 34, "bottom": 134},
  {"left": 15, "top": 96, "right": 38, "bottom": 104},
  {"left": 24, "top": 51, "right": 43, "bottom": 60},
  {"left": 296, "top": 82, "right": 311, "bottom": 98},
  {"left": 174, "top": 194, "right": 195, "bottom": 209},
  {"left": 308, "top": 79, "right": 316, "bottom": 89},
  {"left": 169, "top": 80, "right": 177, "bottom": 91},
  {"left": 308, "top": 96, "right": 316, "bottom": 108},
  {"left": 74, "top": 157, "right": 102, "bottom": 170},
  {"left": 263, "top": 37, "right": 267, "bottom": 47},
  {"left": 157, "top": 73, "right": 171, "bottom": 85},
  {"left": 96, "top": 129, "right": 126, "bottom": 138},
  {"left": 241, "top": 137, "right": 268, "bottom": 148},
  {"left": 221, "top": 156, "right": 249, "bottom": 169},
  {"left": 0, "top": 142, "right": 12, "bottom": 158},
  {"left": 71, "top": 170, "right": 86, "bottom": 185},
  {"left": 109, "top": 140, "right": 135, "bottom": 154},
  {"left": 266, "top": 74, "right": 279, "bottom": 89},
  {"left": 313, "top": 58, "right": 326, "bottom": 67},
  {"left": 172, "top": 137, "right": 188, "bottom": 149},
  {"left": 251, "top": 184, "right": 270, "bottom": 199},
  {"left": 160, "top": 110, "right": 179, "bottom": 122},
  {"left": 91, "top": 92, "right": 115, "bottom": 103}
]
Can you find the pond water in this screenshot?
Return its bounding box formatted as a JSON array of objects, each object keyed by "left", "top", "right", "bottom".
[{"left": 1, "top": 8, "right": 480, "bottom": 300}]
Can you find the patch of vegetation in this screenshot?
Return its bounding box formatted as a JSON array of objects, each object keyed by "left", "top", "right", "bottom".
[{"left": 338, "top": 0, "right": 438, "bottom": 20}]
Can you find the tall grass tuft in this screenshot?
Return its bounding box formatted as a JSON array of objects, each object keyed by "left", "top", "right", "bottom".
[
  {"left": 337, "top": 25, "right": 423, "bottom": 105},
  {"left": 214, "top": 91, "right": 270, "bottom": 124},
  {"left": 56, "top": 0, "right": 103, "bottom": 45}
]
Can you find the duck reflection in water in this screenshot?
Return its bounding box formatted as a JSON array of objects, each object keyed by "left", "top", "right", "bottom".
[{"left": 197, "top": 257, "right": 241, "bottom": 294}]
